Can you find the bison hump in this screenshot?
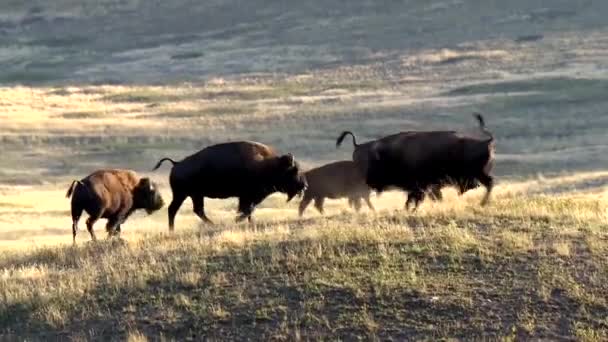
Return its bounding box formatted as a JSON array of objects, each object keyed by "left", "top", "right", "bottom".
[{"left": 171, "top": 140, "right": 279, "bottom": 183}]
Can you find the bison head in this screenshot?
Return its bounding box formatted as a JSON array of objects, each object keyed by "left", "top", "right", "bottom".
[
  {"left": 133, "top": 177, "right": 165, "bottom": 214},
  {"left": 275, "top": 154, "right": 308, "bottom": 202}
]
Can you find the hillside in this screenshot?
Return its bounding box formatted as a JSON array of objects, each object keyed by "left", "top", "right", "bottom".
[{"left": 1, "top": 182, "right": 607, "bottom": 340}]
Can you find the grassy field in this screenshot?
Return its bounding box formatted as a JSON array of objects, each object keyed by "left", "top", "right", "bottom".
[
  {"left": 1, "top": 178, "right": 608, "bottom": 340},
  {"left": 1, "top": 26, "right": 608, "bottom": 338}
]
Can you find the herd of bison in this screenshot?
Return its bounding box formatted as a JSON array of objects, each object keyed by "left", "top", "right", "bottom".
[{"left": 66, "top": 113, "right": 495, "bottom": 243}]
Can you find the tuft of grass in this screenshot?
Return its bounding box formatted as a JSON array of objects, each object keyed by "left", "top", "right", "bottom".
[
  {"left": 498, "top": 231, "right": 535, "bottom": 253},
  {"left": 574, "top": 322, "right": 608, "bottom": 342},
  {"left": 126, "top": 330, "right": 148, "bottom": 342},
  {"left": 551, "top": 241, "right": 571, "bottom": 257}
]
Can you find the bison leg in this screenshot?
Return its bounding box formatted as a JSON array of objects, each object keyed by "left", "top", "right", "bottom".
[
  {"left": 168, "top": 193, "right": 187, "bottom": 231},
  {"left": 192, "top": 196, "right": 213, "bottom": 224},
  {"left": 477, "top": 174, "right": 494, "bottom": 206},
  {"left": 70, "top": 203, "right": 84, "bottom": 244},
  {"left": 298, "top": 193, "right": 313, "bottom": 217},
  {"left": 237, "top": 193, "right": 270, "bottom": 223},
  {"left": 85, "top": 216, "right": 99, "bottom": 241},
  {"left": 313, "top": 197, "right": 325, "bottom": 215},
  {"left": 105, "top": 217, "right": 121, "bottom": 239},
  {"left": 428, "top": 186, "right": 443, "bottom": 202},
  {"left": 406, "top": 191, "right": 425, "bottom": 212},
  {"left": 413, "top": 191, "right": 426, "bottom": 211},
  {"left": 236, "top": 197, "right": 256, "bottom": 223},
  {"left": 405, "top": 193, "right": 415, "bottom": 211},
  {"left": 107, "top": 207, "right": 134, "bottom": 238},
  {"left": 352, "top": 197, "right": 362, "bottom": 212},
  {"left": 364, "top": 194, "right": 375, "bottom": 212}
]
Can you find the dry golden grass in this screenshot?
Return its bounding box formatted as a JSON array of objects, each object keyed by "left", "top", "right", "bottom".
[{"left": 0, "top": 173, "right": 607, "bottom": 340}]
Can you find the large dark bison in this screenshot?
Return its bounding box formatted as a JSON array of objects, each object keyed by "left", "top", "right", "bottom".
[
  {"left": 336, "top": 131, "right": 444, "bottom": 210},
  {"left": 66, "top": 169, "right": 165, "bottom": 243},
  {"left": 152, "top": 141, "right": 307, "bottom": 230},
  {"left": 357, "top": 113, "right": 494, "bottom": 208},
  {"left": 299, "top": 160, "right": 374, "bottom": 216}
]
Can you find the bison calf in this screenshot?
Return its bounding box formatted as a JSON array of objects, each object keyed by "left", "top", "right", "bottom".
[
  {"left": 299, "top": 160, "right": 374, "bottom": 216},
  {"left": 66, "top": 169, "right": 165, "bottom": 243}
]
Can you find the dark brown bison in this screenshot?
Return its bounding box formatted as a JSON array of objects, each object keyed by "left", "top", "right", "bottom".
[
  {"left": 336, "top": 131, "right": 445, "bottom": 210},
  {"left": 66, "top": 169, "right": 165, "bottom": 243},
  {"left": 152, "top": 141, "right": 307, "bottom": 230},
  {"left": 299, "top": 160, "right": 374, "bottom": 216},
  {"left": 359, "top": 113, "right": 494, "bottom": 208}
]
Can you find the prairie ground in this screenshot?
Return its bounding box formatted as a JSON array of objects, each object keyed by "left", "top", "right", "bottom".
[
  {"left": 1, "top": 5, "right": 608, "bottom": 337},
  {"left": 1, "top": 75, "right": 608, "bottom": 339},
  {"left": 1, "top": 177, "right": 608, "bottom": 340}
]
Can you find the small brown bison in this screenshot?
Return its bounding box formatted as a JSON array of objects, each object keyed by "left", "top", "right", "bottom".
[
  {"left": 298, "top": 160, "right": 374, "bottom": 216},
  {"left": 336, "top": 131, "right": 445, "bottom": 210},
  {"left": 66, "top": 169, "right": 165, "bottom": 243},
  {"left": 152, "top": 141, "right": 308, "bottom": 230},
  {"left": 362, "top": 113, "right": 494, "bottom": 208}
]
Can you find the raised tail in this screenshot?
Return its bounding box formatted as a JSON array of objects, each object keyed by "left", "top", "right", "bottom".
[
  {"left": 473, "top": 112, "right": 494, "bottom": 142},
  {"left": 66, "top": 180, "right": 82, "bottom": 198},
  {"left": 152, "top": 157, "right": 178, "bottom": 171},
  {"left": 336, "top": 131, "right": 359, "bottom": 148}
]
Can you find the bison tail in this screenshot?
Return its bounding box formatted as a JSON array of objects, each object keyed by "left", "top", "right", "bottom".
[
  {"left": 336, "top": 131, "right": 358, "bottom": 148},
  {"left": 473, "top": 112, "right": 494, "bottom": 142},
  {"left": 66, "top": 180, "right": 82, "bottom": 198},
  {"left": 152, "top": 157, "right": 177, "bottom": 171}
]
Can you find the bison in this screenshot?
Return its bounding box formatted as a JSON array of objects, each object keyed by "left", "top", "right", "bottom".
[
  {"left": 299, "top": 160, "right": 374, "bottom": 216},
  {"left": 66, "top": 169, "right": 165, "bottom": 243},
  {"left": 336, "top": 131, "right": 444, "bottom": 210},
  {"left": 360, "top": 113, "right": 494, "bottom": 208},
  {"left": 152, "top": 141, "right": 307, "bottom": 230}
]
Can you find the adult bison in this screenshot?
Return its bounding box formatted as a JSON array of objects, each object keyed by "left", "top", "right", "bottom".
[
  {"left": 66, "top": 169, "right": 165, "bottom": 243},
  {"left": 299, "top": 160, "right": 374, "bottom": 216},
  {"left": 336, "top": 131, "right": 444, "bottom": 209},
  {"left": 152, "top": 141, "right": 307, "bottom": 230},
  {"left": 359, "top": 113, "right": 495, "bottom": 208}
]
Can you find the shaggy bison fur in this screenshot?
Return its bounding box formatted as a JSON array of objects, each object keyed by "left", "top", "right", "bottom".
[
  {"left": 361, "top": 113, "right": 494, "bottom": 208},
  {"left": 152, "top": 141, "right": 307, "bottom": 230},
  {"left": 336, "top": 131, "right": 445, "bottom": 210},
  {"left": 66, "top": 169, "right": 165, "bottom": 243}
]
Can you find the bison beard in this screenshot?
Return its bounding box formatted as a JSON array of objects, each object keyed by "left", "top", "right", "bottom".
[
  {"left": 66, "top": 169, "right": 165, "bottom": 243},
  {"left": 365, "top": 113, "right": 495, "bottom": 208},
  {"left": 152, "top": 141, "right": 307, "bottom": 231}
]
